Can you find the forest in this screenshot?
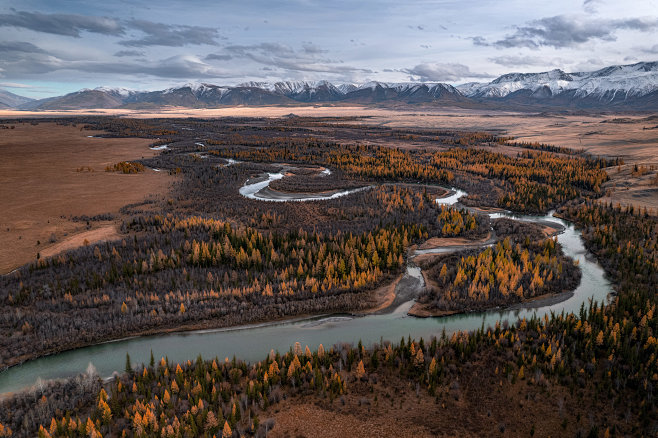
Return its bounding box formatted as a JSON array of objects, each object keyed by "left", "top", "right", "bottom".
[
  {"left": 1, "top": 116, "right": 647, "bottom": 436},
  {"left": 1, "top": 201, "right": 655, "bottom": 436},
  {"left": 0, "top": 166, "right": 488, "bottom": 369},
  {"left": 418, "top": 236, "right": 581, "bottom": 312}
]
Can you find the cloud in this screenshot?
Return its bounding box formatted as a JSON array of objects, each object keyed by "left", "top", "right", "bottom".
[
  {"left": 0, "top": 39, "right": 233, "bottom": 79},
  {"left": 0, "top": 10, "right": 219, "bottom": 48},
  {"left": 0, "top": 41, "right": 234, "bottom": 79},
  {"left": 0, "top": 41, "right": 54, "bottom": 69},
  {"left": 488, "top": 55, "right": 563, "bottom": 67},
  {"left": 77, "top": 55, "right": 233, "bottom": 78},
  {"left": 301, "top": 42, "right": 326, "bottom": 55},
  {"left": 582, "top": 0, "right": 602, "bottom": 13},
  {"left": 402, "top": 63, "right": 490, "bottom": 82},
  {"left": 485, "top": 15, "right": 658, "bottom": 49},
  {"left": 114, "top": 50, "right": 144, "bottom": 57},
  {"left": 470, "top": 36, "right": 489, "bottom": 47},
  {"left": 205, "top": 53, "right": 232, "bottom": 61},
  {"left": 0, "top": 81, "right": 34, "bottom": 88},
  {"left": 640, "top": 44, "right": 658, "bottom": 54},
  {"left": 0, "top": 41, "right": 46, "bottom": 54},
  {"left": 0, "top": 10, "right": 124, "bottom": 37},
  {"left": 120, "top": 20, "right": 220, "bottom": 47},
  {"left": 215, "top": 42, "right": 371, "bottom": 74}
]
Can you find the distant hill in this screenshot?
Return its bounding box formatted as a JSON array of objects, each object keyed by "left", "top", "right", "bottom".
[{"left": 0, "top": 89, "right": 34, "bottom": 108}]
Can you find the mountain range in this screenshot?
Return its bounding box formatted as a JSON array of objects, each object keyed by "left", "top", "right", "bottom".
[{"left": 2, "top": 61, "right": 657, "bottom": 111}]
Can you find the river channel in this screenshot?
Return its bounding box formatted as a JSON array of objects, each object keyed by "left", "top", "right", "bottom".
[{"left": 0, "top": 169, "right": 611, "bottom": 395}]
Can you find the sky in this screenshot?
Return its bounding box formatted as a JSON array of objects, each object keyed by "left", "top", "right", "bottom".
[{"left": 1, "top": 0, "right": 657, "bottom": 98}]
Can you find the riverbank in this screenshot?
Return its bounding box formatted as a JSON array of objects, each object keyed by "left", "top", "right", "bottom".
[
  {"left": 0, "top": 294, "right": 376, "bottom": 371},
  {"left": 359, "top": 274, "right": 403, "bottom": 314}
]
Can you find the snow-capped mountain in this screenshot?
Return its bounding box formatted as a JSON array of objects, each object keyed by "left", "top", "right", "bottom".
[
  {"left": 94, "top": 86, "right": 139, "bottom": 99},
  {"left": 118, "top": 80, "right": 465, "bottom": 107},
  {"left": 13, "top": 61, "right": 658, "bottom": 110},
  {"left": 458, "top": 61, "right": 658, "bottom": 104},
  {"left": 235, "top": 81, "right": 344, "bottom": 101},
  {"left": 274, "top": 81, "right": 344, "bottom": 101},
  {"left": 337, "top": 83, "right": 358, "bottom": 94}
]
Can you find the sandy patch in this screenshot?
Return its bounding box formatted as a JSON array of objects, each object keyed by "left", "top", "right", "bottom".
[
  {"left": 360, "top": 275, "right": 402, "bottom": 314},
  {"left": 413, "top": 253, "right": 445, "bottom": 265},
  {"left": 541, "top": 225, "right": 560, "bottom": 237},
  {"left": 39, "top": 224, "right": 120, "bottom": 259},
  {"left": 408, "top": 301, "right": 459, "bottom": 318},
  {"left": 418, "top": 233, "right": 491, "bottom": 250}
]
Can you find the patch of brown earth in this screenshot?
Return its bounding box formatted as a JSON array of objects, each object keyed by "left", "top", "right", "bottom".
[
  {"left": 268, "top": 401, "right": 436, "bottom": 437},
  {"left": 39, "top": 224, "right": 120, "bottom": 259},
  {"left": 599, "top": 164, "right": 658, "bottom": 211},
  {"left": 360, "top": 275, "right": 402, "bottom": 314},
  {"left": 265, "top": 359, "right": 606, "bottom": 437},
  {"left": 0, "top": 122, "right": 174, "bottom": 273},
  {"left": 407, "top": 301, "right": 459, "bottom": 318},
  {"left": 418, "top": 233, "right": 491, "bottom": 250}
]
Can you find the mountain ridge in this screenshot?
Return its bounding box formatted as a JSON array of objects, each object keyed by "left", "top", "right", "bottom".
[
  {"left": 3, "top": 61, "right": 657, "bottom": 111},
  {"left": 0, "top": 89, "right": 34, "bottom": 109}
]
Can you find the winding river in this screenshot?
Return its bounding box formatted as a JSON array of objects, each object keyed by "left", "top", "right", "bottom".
[
  {"left": 239, "top": 169, "right": 370, "bottom": 202},
  {"left": 0, "top": 170, "right": 611, "bottom": 396}
]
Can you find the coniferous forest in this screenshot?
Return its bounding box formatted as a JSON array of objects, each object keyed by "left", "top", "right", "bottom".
[{"left": 0, "top": 116, "right": 655, "bottom": 437}]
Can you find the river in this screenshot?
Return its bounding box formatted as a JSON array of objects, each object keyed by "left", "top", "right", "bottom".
[{"left": 0, "top": 171, "right": 611, "bottom": 395}]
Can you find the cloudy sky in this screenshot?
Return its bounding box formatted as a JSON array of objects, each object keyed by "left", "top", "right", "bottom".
[{"left": 1, "top": 0, "right": 657, "bottom": 98}]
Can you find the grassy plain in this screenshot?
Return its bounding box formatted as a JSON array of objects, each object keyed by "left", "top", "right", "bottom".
[{"left": 0, "top": 122, "right": 173, "bottom": 273}]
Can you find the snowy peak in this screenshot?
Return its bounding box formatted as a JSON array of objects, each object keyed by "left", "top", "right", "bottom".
[
  {"left": 236, "top": 81, "right": 275, "bottom": 91},
  {"left": 337, "top": 83, "right": 358, "bottom": 94},
  {"left": 491, "top": 69, "right": 573, "bottom": 85},
  {"left": 184, "top": 82, "right": 228, "bottom": 95},
  {"left": 94, "top": 86, "right": 138, "bottom": 98},
  {"left": 274, "top": 81, "right": 343, "bottom": 101},
  {"left": 231, "top": 81, "right": 461, "bottom": 102},
  {"left": 461, "top": 61, "right": 658, "bottom": 101}
]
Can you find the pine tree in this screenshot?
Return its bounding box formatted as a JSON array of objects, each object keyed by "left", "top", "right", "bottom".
[
  {"left": 205, "top": 411, "right": 219, "bottom": 433},
  {"left": 355, "top": 360, "right": 366, "bottom": 379},
  {"left": 413, "top": 348, "right": 424, "bottom": 368},
  {"left": 222, "top": 421, "right": 232, "bottom": 438}
]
